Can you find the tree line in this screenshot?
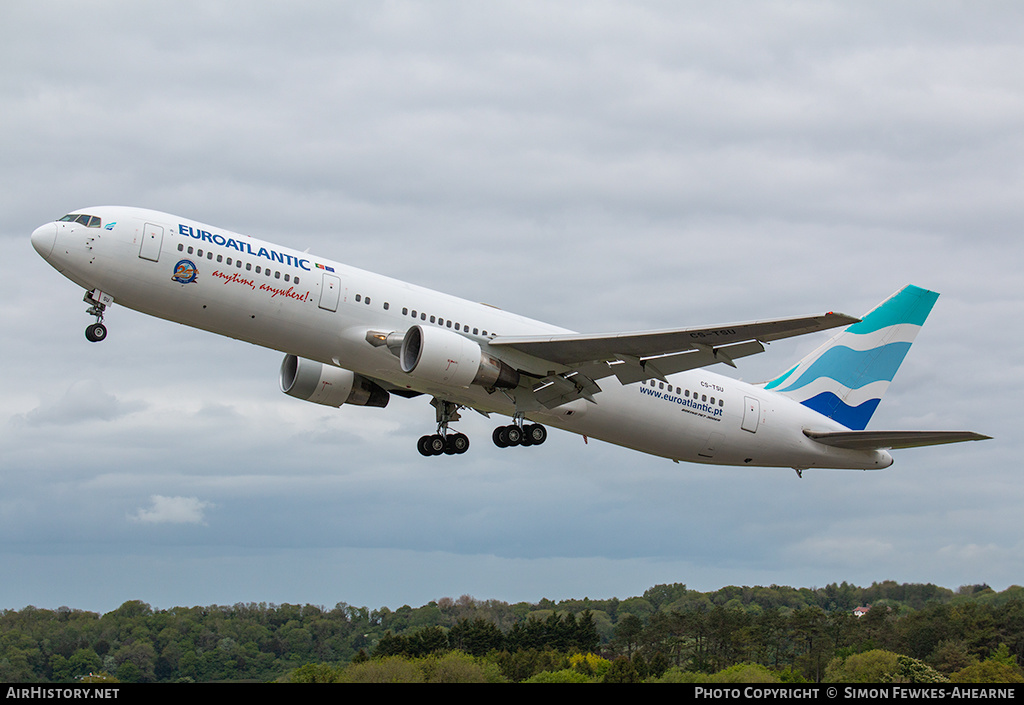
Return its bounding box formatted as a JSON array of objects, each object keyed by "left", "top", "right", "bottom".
[{"left": 1, "top": 581, "right": 1022, "bottom": 682}]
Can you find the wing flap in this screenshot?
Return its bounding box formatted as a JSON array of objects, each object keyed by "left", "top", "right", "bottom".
[
  {"left": 609, "top": 340, "right": 767, "bottom": 385},
  {"left": 804, "top": 429, "right": 991, "bottom": 450}
]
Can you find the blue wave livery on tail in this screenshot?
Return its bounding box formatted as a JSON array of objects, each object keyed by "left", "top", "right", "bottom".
[{"left": 765, "top": 285, "right": 938, "bottom": 430}]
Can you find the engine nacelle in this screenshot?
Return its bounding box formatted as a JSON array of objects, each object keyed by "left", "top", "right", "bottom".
[
  {"left": 280, "top": 355, "right": 389, "bottom": 408},
  {"left": 399, "top": 324, "right": 520, "bottom": 389}
]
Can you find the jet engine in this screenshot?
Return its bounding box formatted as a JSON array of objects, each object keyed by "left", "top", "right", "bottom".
[
  {"left": 399, "top": 324, "right": 520, "bottom": 389},
  {"left": 280, "top": 354, "right": 390, "bottom": 408}
]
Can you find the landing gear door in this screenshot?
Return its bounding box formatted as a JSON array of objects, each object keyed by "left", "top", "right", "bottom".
[
  {"left": 742, "top": 396, "right": 760, "bottom": 433},
  {"left": 139, "top": 223, "right": 164, "bottom": 262}
]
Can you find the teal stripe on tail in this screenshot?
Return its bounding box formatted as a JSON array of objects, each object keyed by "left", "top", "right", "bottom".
[{"left": 764, "top": 285, "right": 939, "bottom": 430}]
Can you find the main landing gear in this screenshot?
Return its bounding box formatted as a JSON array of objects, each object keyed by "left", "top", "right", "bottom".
[
  {"left": 418, "top": 399, "right": 471, "bottom": 456},
  {"left": 416, "top": 401, "right": 548, "bottom": 456},
  {"left": 417, "top": 431, "right": 470, "bottom": 457},
  {"left": 83, "top": 289, "right": 112, "bottom": 342},
  {"left": 492, "top": 420, "right": 547, "bottom": 448}
]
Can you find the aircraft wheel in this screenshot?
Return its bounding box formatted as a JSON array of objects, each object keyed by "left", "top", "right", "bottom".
[
  {"left": 503, "top": 425, "right": 523, "bottom": 446},
  {"left": 448, "top": 433, "right": 470, "bottom": 454},
  {"left": 426, "top": 434, "right": 447, "bottom": 455},
  {"left": 492, "top": 426, "right": 509, "bottom": 448},
  {"left": 417, "top": 435, "right": 434, "bottom": 456},
  {"left": 85, "top": 323, "right": 107, "bottom": 342},
  {"left": 525, "top": 424, "right": 547, "bottom": 446}
]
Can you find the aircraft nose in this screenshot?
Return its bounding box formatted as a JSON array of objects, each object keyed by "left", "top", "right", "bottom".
[{"left": 31, "top": 222, "right": 58, "bottom": 259}]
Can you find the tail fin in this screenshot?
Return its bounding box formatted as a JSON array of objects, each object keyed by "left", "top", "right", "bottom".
[{"left": 763, "top": 285, "right": 939, "bottom": 430}]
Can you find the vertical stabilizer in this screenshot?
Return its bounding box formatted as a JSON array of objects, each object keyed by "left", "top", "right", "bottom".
[{"left": 763, "top": 285, "right": 939, "bottom": 430}]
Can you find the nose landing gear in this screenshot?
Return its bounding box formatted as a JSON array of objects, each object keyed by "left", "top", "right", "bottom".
[{"left": 83, "top": 289, "right": 112, "bottom": 342}]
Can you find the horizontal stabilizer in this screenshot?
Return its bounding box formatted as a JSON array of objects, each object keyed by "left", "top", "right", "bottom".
[{"left": 804, "top": 429, "right": 991, "bottom": 450}]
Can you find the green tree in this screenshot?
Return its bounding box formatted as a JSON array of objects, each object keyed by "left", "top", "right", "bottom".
[
  {"left": 602, "top": 656, "right": 641, "bottom": 683},
  {"left": 523, "top": 668, "right": 593, "bottom": 683},
  {"left": 883, "top": 655, "right": 948, "bottom": 683},
  {"left": 421, "top": 651, "right": 505, "bottom": 683},
  {"left": 825, "top": 649, "right": 900, "bottom": 682},
  {"left": 613, "top": 614, "right": 644, "bottom": 657},
  {"left": 339, "top": 656, "right": 425, "bottom": 683},
  {"left": 283, "top": 662, "right": 343, "bottom": 683},
  {"left": 575, "top": 610, "right": 600, "bottom": 653},
  {"left": 447, "top": 618, "right": 503, "bottom": 656},
  {"left": 711, "top": 662, "right": 782, "bottom": 683},
  {"left": 951, "top": 660, "right": 1024, "bottom": 683}
]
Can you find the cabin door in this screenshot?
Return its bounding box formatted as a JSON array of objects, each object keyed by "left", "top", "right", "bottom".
[
  {"left": 139, "top": 223, "right": 163, "bottom": 262},
  {"left": 741, "top": 396, "right": 760, "bottom": 433},
  {"left": 319, "top": 273, "right": 341, "bottom": 312}
]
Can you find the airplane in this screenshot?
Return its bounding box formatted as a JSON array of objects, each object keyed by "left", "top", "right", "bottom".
[{"left": 30, "top": 206, "right": 989, "bottom": 473}]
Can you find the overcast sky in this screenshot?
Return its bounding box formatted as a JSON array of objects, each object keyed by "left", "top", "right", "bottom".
[{"left": 2, "top": 1, "right": 1021, "bottom": 614}]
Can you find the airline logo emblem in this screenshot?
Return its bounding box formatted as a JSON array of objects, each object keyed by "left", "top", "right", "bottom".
[{"left": 172, "top": 259, "right": 199, "bottom": 284}]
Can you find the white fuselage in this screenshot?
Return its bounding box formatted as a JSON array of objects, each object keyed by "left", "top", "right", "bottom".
[{"left": 31, "top": 206, "right": 893, "bottom": 470}]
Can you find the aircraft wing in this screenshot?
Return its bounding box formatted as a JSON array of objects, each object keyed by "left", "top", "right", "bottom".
[
  {"left": 490, "top": 312, "right": 858, "bottom": 366},
  {"left": 489, "top": 311, "right": 859, "bottom": 409},
  {"left": 804, "top": 429, "right": 991, "bottom": 450}
]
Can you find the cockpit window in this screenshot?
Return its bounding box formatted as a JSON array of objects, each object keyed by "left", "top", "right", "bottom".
[{"left": 59, "top": 214, "right": 101, "bottom": 228}]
